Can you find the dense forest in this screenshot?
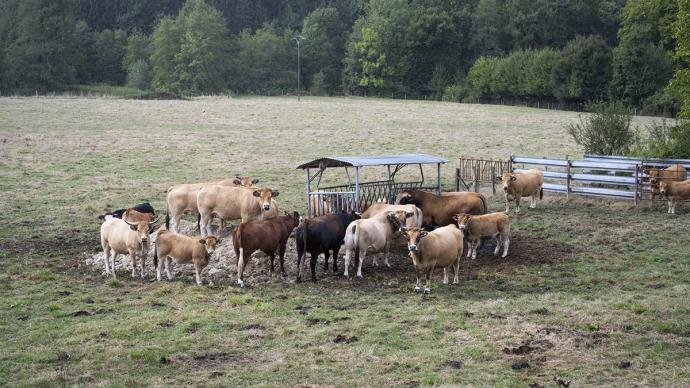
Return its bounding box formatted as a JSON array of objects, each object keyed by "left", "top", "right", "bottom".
[{"left": 0, "top": 0, "right": 688, "bottom": 117}]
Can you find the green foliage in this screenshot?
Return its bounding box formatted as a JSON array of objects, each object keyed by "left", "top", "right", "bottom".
[
  {"left": 668, "top": 0, "right": 690, "bottom": 119},
  {"left": 301, "top": 6, "right": 348, "bottom": 94},
  {"left": 466, "top": 56, "right": 499, "bottom": 99},
  {"left": 310, "top": 71, "right": 327, "bottom": 96},
  {"left": 123, "top": 32, "right": 153, "bottom": 72},
  {"left": 442, "top": 82, "right": 469, "bottom": 102},
  {"left": 552, "top": 35, "right": 612, "bottom": 102},
  {"left": 565, "top": 101, "right": 638, "bottom": 155},
  {"left": 127, "top": 59, "right": 153, "bottom": 90},
  {"left": 88, "top": 29, "right": 128, "bottom": 84},
  {"left": 637, "top": 120, "right": 690, "bottom": 158},
  {"left": 150, "top": 0, "right": 228, "bottom": 95}
]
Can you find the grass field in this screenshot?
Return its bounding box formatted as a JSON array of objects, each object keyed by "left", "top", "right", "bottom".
[{"left": 0, "top": 96, "right": 688, "bottom": 386}]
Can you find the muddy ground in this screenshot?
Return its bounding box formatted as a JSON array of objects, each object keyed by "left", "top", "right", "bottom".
[{"left": 83, "top": 219, "right": 576, "bottom": 288}]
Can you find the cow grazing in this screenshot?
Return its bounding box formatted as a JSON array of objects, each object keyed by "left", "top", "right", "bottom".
[
  {"left": 232, "top": 211, "right": 299, "bottom": 287},
  {"left": 454, "top": 212, "right": 510, "bottom": 260},
  {"left": 402, "top": 225, "right": 464, "bottom": 294},
  {"left": 361, "top": 203, "right": 424, "bottom": 228},
  {"left": 295, "top": 211, "right": 360, "bottom": 282},
  {"left": 165, "top": 176, "right": 258, "bottom": 232},
  {"left": 647, "top": 165, "right": 688, "bottom": 199},
  {"left": 343, "top": 210, "right": 411, "bottom": 278},
  {"left": 659, "top": 180, "right": 690, "bottom": 214},
  {"left": 98, "top": 202, "right": 155, "bottom": 221},
  {"left": 153, "top": 230, "right": 218, "bottom": 285},
  {"left": 395, "top": 190, "right": 487, "bottom": 227},
  {"left": 501, "top": 169, "right": 544, "bottom": 213},
  {"left": 197, "top": 186, "right": 279, "bottom": 237},
  {"left": 100, "top": 217, "right": 158, "bottom": 277}
]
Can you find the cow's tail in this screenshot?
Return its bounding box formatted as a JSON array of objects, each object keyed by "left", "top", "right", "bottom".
[
  {"left": 165, "top": 209, "right": 170, "bottom": 230},
  {"left": 196, "top": 213, "right": 201, "bottom": 231},
  {"left": 539, "top": 186, "right": 544, "bottom": 200},
  {"left": 478, "top": 193, "right": 488, "bottom": 214},
  {"left": 153, "top": 243, "right": 158, "bottom": 268},
  {"left": 353, "top": 224, "right": 360, "bottom": 267},
  {"left": 298, "top": 219, "right": 308, "bottom": 279}
]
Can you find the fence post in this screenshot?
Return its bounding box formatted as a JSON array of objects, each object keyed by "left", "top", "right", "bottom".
[
  {"left": 634, "top": 164, "right": 640, "bottom": 206},
  {"left": 455, "top": 168, "right": 460, "bottom": 192},
  {"left": 474, "top": 163, "right": 480, "bottom": 192},
  {"left": 491, "top": 166, "right": 496, "bottom": 195},
  {"left": 566, "top": 160, "right": 571, "bottom": 200}
]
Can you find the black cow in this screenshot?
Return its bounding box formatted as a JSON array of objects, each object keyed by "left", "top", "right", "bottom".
[
  {"left": 295, "top": 211, "right": 360, "bottom": 282},
  {"left": 98, "top": 202, "right": 155, "bottom": 220}
]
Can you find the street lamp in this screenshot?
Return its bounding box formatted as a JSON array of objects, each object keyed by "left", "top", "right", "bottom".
[{"left": 292, "top": 35, "right": 305, "bottom": 101}]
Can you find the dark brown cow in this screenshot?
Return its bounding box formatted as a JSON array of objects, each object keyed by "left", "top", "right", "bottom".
[
  {"left": 395, "top": 190, "right": 487, "bottom": 227},
  {"left": 232, "top": 211, "right": 300, "bottom": 287}
]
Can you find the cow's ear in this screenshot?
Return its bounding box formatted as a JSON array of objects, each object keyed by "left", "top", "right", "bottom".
[
  {"left": 510, "top": 175, "right": 517, "bottom": 181},
  {"left": 199, "top": 238, "right": 206, "bottom": 244},
  {"left": 129, "top": 224, "right": 137, "bottom": 231},
  {"left": 452, "top": 214, "right": 459, "bottom": 221},
  {"left": 293, "top": 211, "right": 300, "bottom": 219},
  {"left": 251, "top": 178, "right": 259, "bottom": 184},
  {"left": 233, "top": 179, "right": 241, "bottom": 185},
  {"left": 271, "top": 191, "right": 280, "bottom": 198},
  {"left": 405, "top": 211, "right": 413, "bottom": 218},
  {"left": 419, "top": 231, "right": 429, "bottom": 238},
  {"left": 252, "top": 190, "right": 261, "bottom": 197}
]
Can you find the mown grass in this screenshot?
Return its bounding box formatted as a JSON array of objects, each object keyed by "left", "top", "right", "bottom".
[{"left": 0, "top": 96, "right": 688, "bottom": 386}]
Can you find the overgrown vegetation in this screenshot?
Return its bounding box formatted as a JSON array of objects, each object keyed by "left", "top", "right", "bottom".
[{"left": 565, "top": 101, "right": 638, "bottom": 156}]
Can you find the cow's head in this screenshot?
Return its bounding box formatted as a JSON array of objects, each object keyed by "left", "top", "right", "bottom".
[
  {"left": 452, "top": 213, "right": 472, "bottom": 233},
  {"left": 395, "top": 191, "right": 414, "bottom": 205},
  {"left": 501, "top": 172, "right": 517, "bottom": 192},
  {"left": 124, "top": 217, "right": 159, "bottom": 245},
  {"left": 386, "top": 210, "right": 413, "bottom": 232},
  {"left": 659, "top": 181, "right": 670, "bottom": 197},
  {"left": 401, "top": 227, "right": 428, "bottom": 252},
  {"left": 283, "top": 210, "right": 300, "bottom": 230},
  {"left": 253, "top": 187, "right": 279, "bottom": 211},
  {"left": 199, "top": 236, "right": 219, "bottom": 256},
  {"left": 234, "top": 176, "right": 259, "bottom": 187}
]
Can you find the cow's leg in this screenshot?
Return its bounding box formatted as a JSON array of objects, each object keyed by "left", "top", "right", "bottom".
[
  {"left": 156, "top": 253, "right": 163, "bottom": 281},
  {"left": 502, "top": 236, "right": 510, "bottom": 258},
  {"left": 165, "top": 257, "right": 173, "bottom": 280},
  {"left": 307, "top": 251, "right": 317, "bottom": 281},
  {"left": 103, "top": 245, "right": 111, "bottom": 275},
  {"left": 332, "top": 247, "right": 340, "bottom": 272},
  {"left": 472, "top": 240, "right": 478, "bottom": 260},
  {"left": 667, "top": 199, "right": 672, "bottom": 214},
  {"left": 279, "top": 246, "right": 287, "bottom": 276},
  {"left": 343, "top": 249, "right": 351, "bottom": 278},
  {"left": 172, "top": 213, "right": 182, "bottom": 233},
  {"left": 356, "top": 250, "right": 366, "bottom": 278},
  {"left": 443, "top": 267, "right": 449, "bottom": 285},
  {"left": 424, "top": 266, "right": 434, "bottom": 294},
  {"left": 493, "top": 235, "right": 501, "bottom": 256},
  {"left": 453, "top": 258, "right": 460, "bottom": 284},
  {"left": 194, "top": 262, "right": 203, "bottom": 285},
  {"left": 504, "top": 193, "right": 510, "bottom": 213},
  {"left": 199, "top": 213, "right": 209, "bottom": 237},
  {"left": 323, "top": 250, "right": 330, "bottom": 271},
  {"left": 269, "top": 252, "right": 275, "bottom": 275},
  {"left": 237, "top": 248, "right": 246, "bottom": 287},
  {"left": 515, "top": 197, "right": 521, "bottom": 213},
  {"left": 130, "top": 253, "right": 137, "bottom": 278},
  {"left": 384, "top": 243, "right": 391, "bottom": 267},
  {"left": 672, "top": 198, "right": 677, "bottom": 214},
  {"left": 140, "top": 251, "right": 147, "bottom": 278},
  {"left": 111, "top": 252, "right": 117, "bottom": 276},
  {"left": 414, "top": 266, "right": 422, "bottom": 292}
]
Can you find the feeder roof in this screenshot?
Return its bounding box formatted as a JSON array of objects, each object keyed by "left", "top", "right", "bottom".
[{"left": 297, "top": 153, "right": 447, "bottom": 169}]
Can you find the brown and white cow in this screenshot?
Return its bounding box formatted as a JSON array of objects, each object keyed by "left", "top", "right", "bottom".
[
  {"left": 232, "top": 211, "right": 300, "bottom": 287},
  {"left": 402, "top": 225, "right": 464, "bottom": 293},
  {"left": 659, "top": 180, "right": 690, "bottom": 214},
  {"left": 165, "top": 176, "right": 258, "bottom": 232},
  {"left": 647, "top": 164, "right": 688, "bottom": 199},
  {"left": 197, "top": 185, "right": 279, "bottom": 236},
  {"left": 100, "top": 216, "right": 158, "bottom": 277},
  {"left": 454, "top": 212, "right": 510, "bottom": 259},
  {"left": 360, "top": 203, "right": 424, "bottom": 228},
  {"left": 501, "top": 169, "right": 544, "bottom": 213},
  {"left": 343, "top": 210, "right": 411, "bottom": 278},
  {"left": 153, "top": 230, "right": 218, "bottom": 285},
  {"left": 395, "top": 190, "right": 486, "bottom": 227}
]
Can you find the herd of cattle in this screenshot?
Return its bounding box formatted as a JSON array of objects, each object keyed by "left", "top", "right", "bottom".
[{"left": 97, "top": 163, "right": 690, "bottom": 292}]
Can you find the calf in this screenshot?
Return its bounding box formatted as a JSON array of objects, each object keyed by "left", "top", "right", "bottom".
[
  {"left": 153, "top": 230, "right": 218, "bottom": 285},
  {"left": 659, "top": 180, "right": 690, "bottom": 214},
  {"left": 295, "top": 211, "right": 360, "bottom": 282},
  {"left": 343, "top": 210, "right": 411, "bottom": 278},
  {"left": 647, "top": 164, "right": 688, "bottom": 199},
  {"left": 100, "top": 217, "right": 158, "bottom": 277},
  {"left": 454, "top": 212, "right": 510, "bottom": 259},
  {"left": 402, "top": 225, "right": 464, "bottom": 294},
  {"left": 232, "top": 211, "right": 299, "bottom": 287},
  {"left": 99, "top": 202, "right": 155, "bottom": 221},
  {"left": 360, "top": 203, "right": 423, "bottom": 228},
  {"left": 395, "top": 190, "right": 486, "bottom": 227},
  {"left": 501, "top": 169, "right": 544, "bottom": 212}
]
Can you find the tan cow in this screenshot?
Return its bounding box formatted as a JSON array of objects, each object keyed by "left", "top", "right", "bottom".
[
  {"left": 165, "top": 176, "right": 258, "bottom": 232},
  {"left": 659, "top": 180, "right": 690, "bottom": 214},
  {"left": 647, "top": 165, "right": 688, "bottom": 199},
  {"left": 197, "top": 185, "right": 279, "bottom": 236},
  {"left": 100, "top": 217, "right": 158, "bottom": 277},
  {"left": 360, "top": 203, "right": 423, "bottom": 228},
  {"left": 122, "top": 208, "right": 155, "bottom": 223},
  {"left": 394, "top": 190, "right": 487, "bottom": 227},
  {"left": 501, "top": 169, "right": 544, "bottom": 212},
  {"left": 454, "top": 212, "right": 510, "bottom": 259},
  {"left": 343, "top": 210, "right": 411, "bottom": 278},
  {"left": 153, "top": 230, "right": 218, "bottom": 285},
  {"left": 402, "top": 225, "right": 464, "bottom": 293}
]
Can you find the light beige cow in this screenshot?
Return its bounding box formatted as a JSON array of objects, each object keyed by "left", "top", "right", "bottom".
[
  {"left": 454, "top": 212, "right": 510, "bottom": 259},
  {"left": 153, "top": 230, "right": 218, "bottom": 285},
  {"left": 659, "top": 180, "right": 690, "bottom": 214},
  {"left": 402, "top": 225, "right": 464, "bottom": 293},
  {"left": 342, "top": 210, "right": 411, "bottom": 278},
  {"left": 197, "top": 185, "right": 279, "bottom": 236},
  {"left": 100, "top": 217, "right": 158, "bottom": 277},
  {"left": 501, "top": 169, "right": 544, "bottom": 212},
  {"left": 360, "top": 203, "right": 423, "bottom": 228}
]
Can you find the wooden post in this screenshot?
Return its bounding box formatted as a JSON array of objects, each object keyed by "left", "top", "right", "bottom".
[
  {"left": 491, "top": 165, "right": 496, "bottom": 195},
  {"left": 474, "top": 163, "right": 480, "bottom": 192},
  {"left": 634, "top": 164, "right": 640, "bottom": 206},
  {"left": 455, "top": 168, "right": 460, "bottom": 192},
  {"left": 566, "top": 160, "right": 571, "bottom": 200}
]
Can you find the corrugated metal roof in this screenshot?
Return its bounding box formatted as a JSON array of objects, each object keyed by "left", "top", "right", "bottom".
[{"left": 297, "top": 153, "right": 447, "bottom": 169}]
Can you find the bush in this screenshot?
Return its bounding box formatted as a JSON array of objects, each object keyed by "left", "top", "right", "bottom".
[
  {"left": 637, "top": 120, "right": 690, "bottom": 158},
  {"left": 565, "top": 101, "right": 638, "bottom": 155},
  {"left": 310, "top": 71, "right": 328, "bottom": 96},
  {"left": 126, "top": 60, "right": 152, "bottom": 90},
  {"left": 442, "top": 82, "right": 469, "bottom": 102}
]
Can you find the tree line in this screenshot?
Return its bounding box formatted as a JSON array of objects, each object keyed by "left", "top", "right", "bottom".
[{"left": 0, "top": 0, "right": 688, "bottom": 118}]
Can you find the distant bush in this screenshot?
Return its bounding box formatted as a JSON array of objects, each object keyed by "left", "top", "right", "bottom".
[
  {"left": 442, "top": 82, "right": 469, "bottom": 102},
  {"left": 310, "top": 71, "right": 328, "bottom": 96},
  {"left": 126, "top": 59, "right": 152, "bottom": 90},
  {"left": 640, "top": 89, "right": 681, "bottom": 117},
  {"left": 565, "top": 101, "right": 638, "bottom": 155},
  {"left": 636, "top": 120, "right": 690, "bottom": 158}
]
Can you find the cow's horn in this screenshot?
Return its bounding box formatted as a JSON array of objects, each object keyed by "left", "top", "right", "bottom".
[{"left": 148, "top": 216, "right": 161, "bottom": 225}]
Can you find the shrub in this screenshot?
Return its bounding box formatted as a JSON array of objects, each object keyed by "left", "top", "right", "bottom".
[
  {"left": 310, "top": 71, "right": 328, "bottom": 96},
  {"left": 565, "top": 101, "right": 638, "bottom": 155},
  {"left": 637, "top": 120, "right": 690, "bottom": 158},
  {"left": 442, "top": 82, "right": 469, "bottom": 102},
  {"left": 126, "top": 60, "right": 152, "bottom": 90}
]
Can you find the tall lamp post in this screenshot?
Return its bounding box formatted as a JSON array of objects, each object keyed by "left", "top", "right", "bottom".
[{"left": 292, "top": 35, "right": 304, "bottom": 101}]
